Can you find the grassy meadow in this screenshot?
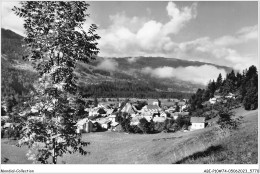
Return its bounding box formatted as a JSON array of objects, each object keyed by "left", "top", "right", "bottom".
[{"left": 1, "top": 107, "right": 258, "bottom": 164}]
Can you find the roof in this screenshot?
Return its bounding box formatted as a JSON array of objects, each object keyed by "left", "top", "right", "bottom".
[
  {"left": 190, "top": 117, "right": 205, "bottom": 123},
  {"left": 111, "top": 122, "right": 119, "bottom": 127},
  {"left": 153, "top": 117, "right": 166, "bottom": 123},
  {"left": 76, "top": 118, "right": 88, "bottom": 126},
  {"left": 179, "top": 112, "right": 189, "bottom": 116},
  {"left": 178, "top": 101, "right": 186, "bottom": 106},
  {"left": 106, "top": 109, "right": 114, "bottom": 115},
  {"left": 96, "top": 118, "right": 111, "bottom": 124},
  {"left": 146, "top": 105, "right": 160, "bottom": 110},
  {"left": 121, "top": 103, "right": 135, "bottom": 114}
]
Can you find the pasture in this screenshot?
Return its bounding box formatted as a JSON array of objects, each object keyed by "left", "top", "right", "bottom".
[{"left": 1, "top": 107, "right": 258, "bottom": 164}]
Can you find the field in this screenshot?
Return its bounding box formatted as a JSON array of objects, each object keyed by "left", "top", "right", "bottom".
[{"left": 1, "top": 107, "right": 258, "bottom": 164}]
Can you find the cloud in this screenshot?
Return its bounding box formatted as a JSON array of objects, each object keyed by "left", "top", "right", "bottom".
[
  {"left": 163, "top": 2, "right": 197, "bottom": 35},
  {"left": 96, "top": 1, "right": 257, "bottom": 72},
  {"left": 141, "top": 65, "right": 227, "bottom": 85},
  {"left": 96, "top": 59, "right": 118, "bottom": 71},
  {"left": 163, "top": 29, "right": 258, "bottom": 71},
  {"left": 214, "top": 25, "right": 258, "bottom": 46},
  {"left": 237, "top": 25, "right": 258, "bottom": 40},
  {"left": 98, "top": 2, "right": 197, "bottom": 56}
]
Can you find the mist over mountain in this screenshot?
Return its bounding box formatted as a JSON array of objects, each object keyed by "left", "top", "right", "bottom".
[{"left": 1, "top": 28, "right": 232, "bottom": 99}]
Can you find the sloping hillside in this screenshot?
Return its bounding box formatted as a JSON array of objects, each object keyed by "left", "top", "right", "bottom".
[
  {"left": 2, "top": 107, "right": 257, "bottom": 164},
  {"left": 1, "top": 28, "right": 233, "bottom": 98}
]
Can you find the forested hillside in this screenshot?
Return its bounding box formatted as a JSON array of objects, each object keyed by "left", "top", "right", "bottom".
[
  {"left": 189, "top": 65, "right": 258, "bottom": 111},
  {"left": 1, "top": 29, "right": 37, "bottom": 102}
]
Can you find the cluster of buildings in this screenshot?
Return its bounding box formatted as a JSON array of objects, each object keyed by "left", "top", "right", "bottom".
[
  {"left": 205, "top": 92, "right": 236, "bottom": 105},
  {"left": 76, "top": 98, "right": 190, "bottom": 133},
  {"left": 3, "top": 94, "right": 234, "bottom": 134}
]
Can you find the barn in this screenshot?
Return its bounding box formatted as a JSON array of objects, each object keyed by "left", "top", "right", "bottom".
[{"left": 190, "top": 117, "right": 205, "bottom": 131}]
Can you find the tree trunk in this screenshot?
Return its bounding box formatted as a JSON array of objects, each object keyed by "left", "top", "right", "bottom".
[{"left": 52, "top": 138, "right": 57, "bottom": 164}]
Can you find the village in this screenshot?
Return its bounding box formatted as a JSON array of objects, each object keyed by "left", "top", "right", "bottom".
[
  {"left": 76, "top": 92, "right": 236, "bottom": 133},
  {"left": 1, "top": 91, "right": 237, "bottom": 137}
]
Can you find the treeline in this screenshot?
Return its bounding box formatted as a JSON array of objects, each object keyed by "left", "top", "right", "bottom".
[
  {"left": 79, "top": 81, "right": 192, "bottom": 99},
  {"left": 1, "top": 28, "right": 37, "bottom": 103},
  {"left": 1, "top": 66, "right": 37, "bottom": 102},
  {"left": 189, "top": 65, "right": 258, "bottom": 111}
]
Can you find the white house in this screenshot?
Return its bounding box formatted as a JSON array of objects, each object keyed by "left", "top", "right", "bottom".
[
  {"left": 142, "top": 105, "right": 161, "bottom": 114},
  {"left": 225, "top": 93, "right": 235, "bottom": 99},
  {"left": 180, "top": 104, "right": 187, "bottom": 112},
  {"left": 190, "top": 117, "right": 205, "bottom": 130},
  {"left": 143, "top": 115, "right": 153, "bottom": 122},
  {"left": 209, "top": 98, "right": 217, "bottom": 104},
  {"left": 76, "top": 118, "right": 93, "bottom": 133},
  {"left": 108, "top": 114, "right": 117, "bottom": 122},
  {"left": 153, "top": 116, "right": 166, "bottom": 123},
  {"left": 88, "top": 109, "right": 99, "bottom": 117},
  {"left": 160, "top": 111, "right": 167, "bottom": 118}
]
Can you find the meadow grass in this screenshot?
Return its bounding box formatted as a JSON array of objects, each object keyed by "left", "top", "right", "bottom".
[{"left": 1, "top": 107, "right": 257, "bottom": 164}]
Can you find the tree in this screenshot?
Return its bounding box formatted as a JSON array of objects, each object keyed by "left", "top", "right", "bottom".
[
  {"left": 207, "top": 80, "right": 216, "bottom": 97},
  {"left": 175, "top": 104, "right": 180, "bottom": 112},
  {"left": 94, "top": 97, "right": 98, "bottom": 107},
  {"left": 216, "top": 73, "right": 223, "bottom": 90},
  {"left": 1, "top": 107, "right": 6, "bottom": 116},
  {"left": 13, "top": 2, "right": 100, "bottom": 164},
  {"left": 138, "top": 117, "right": 151, "bottom": 134}
]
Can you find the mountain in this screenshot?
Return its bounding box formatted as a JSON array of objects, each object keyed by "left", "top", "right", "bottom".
[{"left": 1, "top": 28, "right": 232, "bottom": 99}]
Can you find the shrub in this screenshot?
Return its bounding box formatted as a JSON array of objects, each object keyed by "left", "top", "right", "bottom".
[
  {"left": 154, "top": 122, "right": 165, "bottom": 132},
  {"left": 130, "top": 125, "right": 142, "bottom": 133},
  {"left": 217, "top": 108, "right": 242, "bottom": 131},
  {"left": 138, "top": 118, "right": 151, "bottom": 134},
  {"left": 163, "top": 118, "right": 175, "bottom": 132},
  {"left": 175, "top": 116, "right": 190, "bottom": 130},
  {"left": 1, "top": 128, "right": 6, "bottom": 138}
]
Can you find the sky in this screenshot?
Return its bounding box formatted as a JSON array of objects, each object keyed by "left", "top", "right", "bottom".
[{"left": 1, "top": 1, "right": 258, "bottom": 84}]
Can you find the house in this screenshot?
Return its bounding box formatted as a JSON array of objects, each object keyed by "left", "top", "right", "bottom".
[
  {"left": 153, "top": 116, "right": 166, "bottom": 123},
  {"left": 225, "top": 93, "right": 235, "bottom": 99},
  {"left": 209, "top": 98, "right": 217, "bottom": 104},
  {"left": 31, "top": 106, "right": 39, "bottom": 113},
  {"left": 105, "top": 109, "right": 114, "bottom": 116},
  {"left": 1, "top": 116, "right": 9, "bottom": 121},
  {"left": 142, "top": 105, "right": 161, "bottom": 114},
  {"left": 210, "top": 95, "right": 222, "bottom": 104},
  {"left": 3, "top": 122, "right": 13, "bottom": 129},
  {"left": 95, "top": 118, "right": 111, "bottom": 130},
  {"left": 160, "top": 111, "right": 167, "bottom": 118},
  {"left": 121, "top": 102, "right": 136, "bottom": 115},
  {"left": 110, "top": 122, "right": 120, "bottom": 131},
  {"left": 130, "top": 117, "right": 140, "bottom": 125},
  {"left": 76, "top": 118, "right": 93, "bottom": 133},
  {"left": 171, "top": 112, "right": 180, "bottom": 120},
  {"left": 108, "top": 113, "right": 117, "bottom": 122},
  {"left": 190, "top": 117, "right": 205, "bottom": 130},
  {"left": 180, "top": 104, "right": 187, "bottom": 112},
  {"left": 88, "top": 108, "right": 99, "bottom": 117},
  {"left": 166, "top": 106, "right": 176, "bottom": 113},
  {"left": 144, "top": 116, "right": 153, "bottom": 122},
  {"left": 152, "top": 99, "right": 161, "bottom": 107}
]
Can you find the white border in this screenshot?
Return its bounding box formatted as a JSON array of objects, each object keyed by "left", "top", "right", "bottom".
[{"left": 1, "top": 0, "right": 259, "bottom": 174}]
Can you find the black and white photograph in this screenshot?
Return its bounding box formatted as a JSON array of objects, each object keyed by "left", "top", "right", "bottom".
[{"left": 1, "top": 1, "right": 259, "bottom": 173}]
